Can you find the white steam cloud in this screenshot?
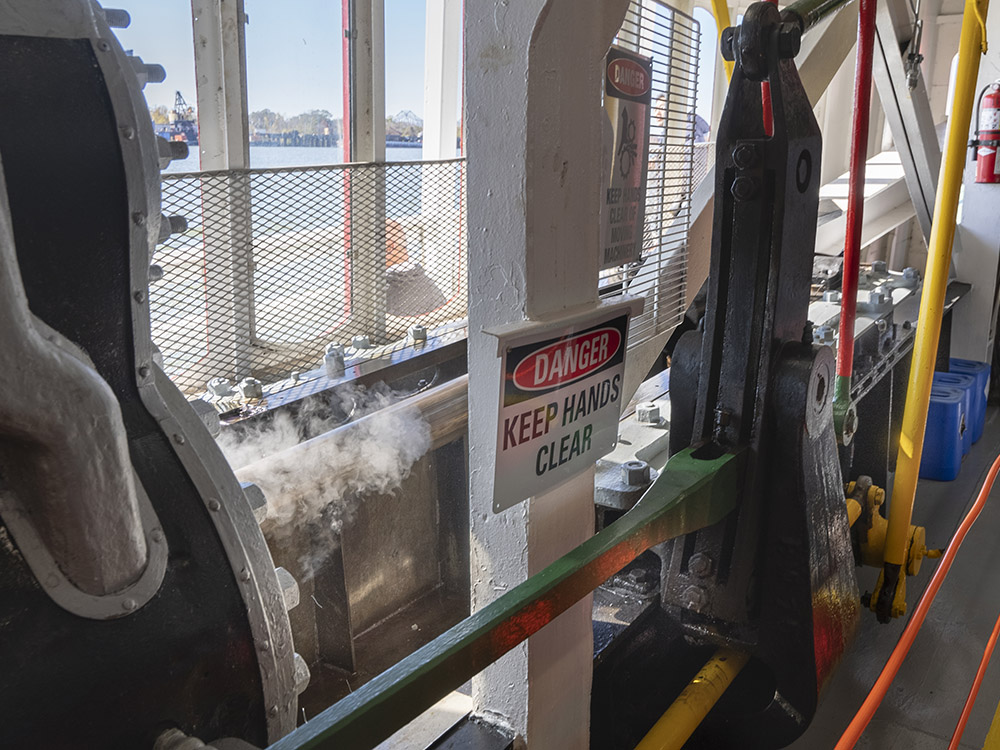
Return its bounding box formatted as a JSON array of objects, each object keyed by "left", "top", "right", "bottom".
[{"left": 220, "top": 384, "right": 432, "bottom": 579}]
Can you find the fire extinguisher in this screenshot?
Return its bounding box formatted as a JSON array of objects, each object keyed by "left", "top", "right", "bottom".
[{"left": 972, "top": 82, "right": 1000, "bottom": 184}]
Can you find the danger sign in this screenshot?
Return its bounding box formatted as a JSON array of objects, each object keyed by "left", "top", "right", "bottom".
[{"left": 493, "top": 311, "right": 631, "bottom": 512}]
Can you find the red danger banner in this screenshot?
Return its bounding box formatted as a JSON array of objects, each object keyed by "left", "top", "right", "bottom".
[{"left": 493, "top": 310, "right": 631, "bottom": 512}]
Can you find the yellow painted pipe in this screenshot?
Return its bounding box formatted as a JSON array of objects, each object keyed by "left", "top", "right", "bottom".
[
  {"left": 634, "top": 647, "right": 749, "bottom": 750},
  {"left": 884, "top": 0, "right": 989, "bottom": 570},
  {"left": 710, "top": 0, "right": 735, "bottom": 80},
  {"left": 984, "top": 693, "right": 1000, "bottom": 748}
]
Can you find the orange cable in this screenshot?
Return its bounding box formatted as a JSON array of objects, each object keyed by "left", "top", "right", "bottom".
[
  {"left": 835, "top": 452, "right": 1000, "bottom": 750},
  {"left": 949, "top": 609, "right": 1000, "bottom": 749}
]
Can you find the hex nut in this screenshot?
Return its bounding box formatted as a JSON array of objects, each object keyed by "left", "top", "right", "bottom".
[
  {"left": 241, "top": 481, "right": 268, "bottom": 524},
  {"left": 189, "top": 399, "right": 221, "bottom": 438},
  {"left": 731, "top": 176, "right": 758, "bottom": 201},
  {"left": 813, "top": 325, "right": 835, "bottom": 345},
  {"left": 206, "top": 376, "right": 234, "bottom": 398},
  {"left": 636, "top": 402, "right": 661, "bottom": 423},
  {"left": 293, "top": 652, "right": 311, "bottom": 695},
  {"left": 409, "top": 324, "right": 428, "bottom": 343},
  {"left": 275, "top": 566, "right": 300, "bottom": 611},
  {"left": 324, "top": 343, "right": 346, "bottom": 377},
  {"left": 682, "top": 585, "right": 708, "bottom": 612},
  {"left": 688, "top": 553, "right": 714, "bottom": 578},
  {"left": 352, "top": 335, "right": 372, "bottom": 349},
  {"left": 823, "top": 290, "right": 841, "bottom": 303},
  {"left": 903, "top": 266, "right": 919, "bottom": 280},
  {"left": 872, "top": 260, "right": 888, "bottom": 273},
  {"left": 868, "top": 289, "right": 886, "bottom": 306},
  {"left": 239, "top": 377, "right": 264, "bottom": 400},
  {"left": 621, "top": 459, "right": 652, "bottom": 487},
  {"left": 732, "top": 143, "right": 758, "bottom": 169}
]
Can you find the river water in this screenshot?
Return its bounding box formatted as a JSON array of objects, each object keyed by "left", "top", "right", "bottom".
[{"left": 164, "top": 145, "right": 433, "bottom": 174}]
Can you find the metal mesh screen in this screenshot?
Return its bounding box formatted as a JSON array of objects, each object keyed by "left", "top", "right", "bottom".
[
  {"left": 153, "top": 159, "right": 466, "bottom": 394},
  {"left": 602, "top": 0, "right": 699, "bottom": 347}
]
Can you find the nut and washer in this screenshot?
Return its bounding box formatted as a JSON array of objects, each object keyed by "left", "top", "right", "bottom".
[
  {"left": 682, "top": 585, "right": 708, "bottom": 612},
  {"left": 352, "top": 335, "right": 372, "bottom": 349},
  {"left": 621, "top": 460, "right": 652, "bottom": 487},
  {"left": 688, "top": 553, "right": 714, "bottom": 578}
]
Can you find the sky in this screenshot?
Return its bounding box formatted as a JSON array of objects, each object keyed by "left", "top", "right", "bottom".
[
  {"left": 115, "top": 1, "right": 715, "bottom": 123},
  {"left": 115, "top": 0, "right": 428, "bottom": 118}
]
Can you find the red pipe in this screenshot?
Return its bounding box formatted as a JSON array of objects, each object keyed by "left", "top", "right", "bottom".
[
  {"left": 761, "top": 0, "right": 778, "bottom": 136},
  {"left": 835, "top": 0, "right": 878, "bottom": 383}
]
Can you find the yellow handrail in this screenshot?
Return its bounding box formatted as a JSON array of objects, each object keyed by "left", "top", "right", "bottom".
[{"left": 884, "top": 0, "right": 990, "bottom": 582}]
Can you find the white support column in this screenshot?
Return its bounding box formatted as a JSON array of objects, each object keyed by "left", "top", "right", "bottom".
[
  {"left": 348, "top": 0, "right": 387, "bottom": 342},
  {"left": 422, "top": 0, "right": 461, "bottom": 160},
  {"left": 190, "top": 0, "right": 254, "bottom": 382},
  {"left": 466, "top": 0, "right": 629, "bottom": 746},
  {"left": 952, "top": 6, "right": 1000, "bottom": 362}
]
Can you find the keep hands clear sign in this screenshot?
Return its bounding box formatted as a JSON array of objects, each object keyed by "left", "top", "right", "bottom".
[
  {"left": 493, "top": 309, "right": 632, "bottom": 512},
  {"left": 601, "top": 46, "right": 653, "bottom": 271}
]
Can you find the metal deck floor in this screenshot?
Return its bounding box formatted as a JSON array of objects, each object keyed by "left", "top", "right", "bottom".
[{"left": 790, "top": 407, "right": 1000, "bottom": 749}]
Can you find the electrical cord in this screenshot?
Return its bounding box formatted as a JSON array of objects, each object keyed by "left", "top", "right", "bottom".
[
  {"left": 835, "top": 451, "right": 1000, "bottom": 749},
  {"left": 948, "top": 608, "right": 1000, "bottom": 748}
]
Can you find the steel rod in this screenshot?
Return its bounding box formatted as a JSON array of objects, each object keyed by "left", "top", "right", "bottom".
[
  {"left": 833, "top": 0, "right": 877, "bottom": 438},
  {"left": 782, "top": 0, "right": 858, "bottom": 32},
  {"left": 268, "top": 446, "right": 743, "bottom": 750}
]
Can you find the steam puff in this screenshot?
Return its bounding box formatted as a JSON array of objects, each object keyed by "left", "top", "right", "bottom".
[{"left": 221, "top": 385, "right": 432, "bottom": 579}]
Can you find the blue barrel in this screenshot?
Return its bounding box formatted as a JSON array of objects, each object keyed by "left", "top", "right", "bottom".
[
  {"left": 950, "top": 358, "right": 990, "bottom": 443},
  {"left": 920, "top": 385, "right": 965, "bottom": 481},
  {"left": 934, "top": 372, "right": 975, "bottom": 454}
]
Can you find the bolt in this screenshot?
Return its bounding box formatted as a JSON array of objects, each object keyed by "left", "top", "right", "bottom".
[
  {"left": 133, "top": 290, "right": 145, "bottom": 303},
  {"left": 268, "top": 705, "right": 279, "bottom": 717},
  {"left": 138, "top": 365, "right": 150, "bottom": 378},
  {"left": 173, "top": 433, "right": 186, "bottom": 445},
  {"left": 276, "top": 566, "right": 300, "bottom": 610},
  {"left": 872, "top": 260, "right": 888, "bottom": 273},
  {"left": 239, "top": 377, "right": 264, "bottom": 400},
  {"left": 636, "top": 402, "right": 660, "bottom": 423},
  {"left": 97, "top": 40, "right": 111, "bottom": 52},
  {"left": 293, "top": 653, "right": 311, "bottom": 695},
  {"left": 732, "top": 143, "right": 758, "bottom": 169},
  {"left": 352, "top": 334, "right": 371, "bottom": 349},
  {"left": 627, "top": 568, "right": 650, "bottom": 586},
  {"left": 622, "top": 459, "right": 652, "bottom": 487},
  {"left": 867, "top": 289, "right": 887, "bottom": 307},
  {"left": 150, "top": 529, "right": 164, "bottom": 543},
  {"left": 207, "top": 376, "right": 234, "bottom": 398},
  {"left": 148, "top": 264, "right": 164, "bottom": 282},
  {"left": 208, "top": 499, "right": 221, "bottom": 512},
  {"left": 813, "top": 325, "right": 835, "bottom": 345},
  {"left": 688, "top": 553, "right": 714, "bottom": 578},
  {"left": 876, "top": 319, "right": 888, "bottom": 333},
  {"left": 682, "top": 585, "right": 708, "bottom": 612},
  {"left": 241, "top": 481, "right": 268, "bottom": 524},
  {"left": 731, "top": 176, "right": 758, "bottom": 201},
  {"left": 239, "top": 568, "right": 251, "bottom": 582},
  {"left": 823, "top": 290, "right": 841, "bottom": 303},
  {"left": 324, "top": 343, "right": 346, "bottom": 377},
  {"left": 123, "top": 598, "right": 137, "bottom": 611},
  {"left": 777, "top": 23, "right": 801, "bottom": 58},
  {"left": 714, "top": 408, "right": 731, "bottom": 427},
  {"left": 132, "top": 212, "right": 145, "bottom": 226},
  {"left": 903, "top": 267, "right": 919, "bottom": 280},
  {"left": 409, "top": 324, "right": 428, "bottom": 343},
  {"left": 121, "top": 126, "right": 136, "bottom": 140}
]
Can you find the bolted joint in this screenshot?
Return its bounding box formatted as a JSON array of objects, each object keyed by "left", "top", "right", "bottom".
[
  {"left": 682, "top": 585, "right": 708, "bottom": 612},
  {"left": 636, "top": 401, "right": 661, "bottom": 423},
  {"left": 293, "top": 653, "right": 311, "bottom": 695},
  {"left": 275, "top": 566, "right": 300, "bottom": 611},
  {"left": 408, "top": 324, "right": 428, "bottom": 343},
  {"left": 238, "top": 377, "right": 263, "bottom": 400},
  {"left": 823, "top": 290, "right": 841, "bottom": 303},
  {"left": 352, "top": 334, "right": 371, "bottom": 350},
  {"left": 732, "top": 142, "right": 759, "bottom": 169},
  {"left": 241, "top": 482, "right": 268, "bottom": 524},
  {"left": 206, "top": 376, "right": 234, "bottom": 398},
  {"left": 872, "top": 260, "right": 888, "bottom": 273},
  {"left": 731, "top": 176, "right": 758, "bottom": 201},
  {"left": 621, "top": 460, "right": 652, "bottom": 487},
  {"left": 688, "top": 552, "right": 714, "bottom": 578},
  {"left": 323, "top": 342, "right": 346, "bottom": 377},
  {"left": 777, "top": 23, "right": 801, "bottom": 59},
  {"left": 813, "top": 325, "right": 835, "bottom": 345}
]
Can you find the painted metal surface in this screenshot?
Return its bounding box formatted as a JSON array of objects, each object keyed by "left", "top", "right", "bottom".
[{"left": 268, "top": 446, "right": 743, "bottom": 750}]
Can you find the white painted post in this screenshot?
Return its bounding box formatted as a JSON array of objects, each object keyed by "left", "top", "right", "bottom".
[
  {"left": 190, "top": 0, "right": 254, "bottom": 383},
  {"left": 348, "top": 0, "right": 388, "bottom": 343},
  {"left": 422, "top": 0, "right": 461, "bottom": 160},
  {"left": 466, "top": 0, "right": 629, "bottom": 746}
]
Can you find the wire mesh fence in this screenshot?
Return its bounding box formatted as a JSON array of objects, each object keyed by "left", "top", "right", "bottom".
[
  {"left": 601, "top": 0, "right": 699, "bottom": 347},
  {"left": 153, "top": 159, "right": 466, "bottom": 395}
]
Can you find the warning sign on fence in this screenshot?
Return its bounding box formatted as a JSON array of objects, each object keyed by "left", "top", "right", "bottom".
[
  {"left": 493, "top": 309, "right": 632, "bottom": 512},
  {"left": 600, "top": 45, "right": 652, "bottom": 271}
]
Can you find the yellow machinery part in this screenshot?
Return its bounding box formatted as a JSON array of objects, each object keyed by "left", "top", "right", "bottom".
[{"left": 635, "top": 647, "right": 749, "bottom": 750}]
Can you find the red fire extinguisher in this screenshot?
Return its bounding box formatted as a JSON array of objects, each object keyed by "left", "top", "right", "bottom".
[{"left": 973, "top": 82, "right": 1000, "bottom": 184}]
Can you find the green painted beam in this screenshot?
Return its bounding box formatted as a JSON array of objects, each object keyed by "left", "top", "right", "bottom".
[{"left": 270, "top": 445, "right": 744, "bottom": 750}]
